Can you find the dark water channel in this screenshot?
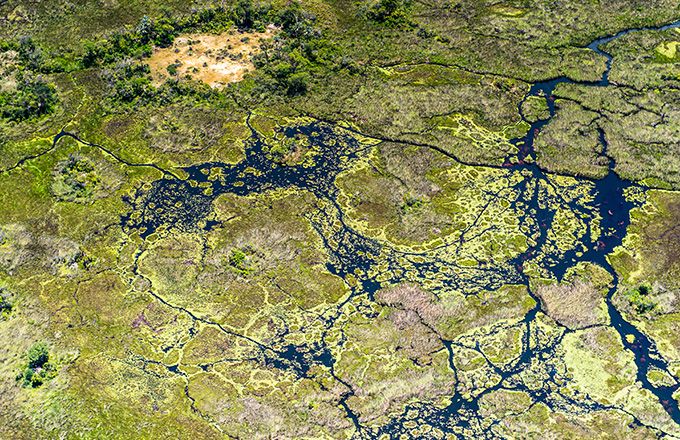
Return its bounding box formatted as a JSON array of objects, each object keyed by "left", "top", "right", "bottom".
[
  {"left": 115, "top": 19, "right": 680, "bottom": 437},
  {"left": 509, "top": 19, "right": 680, "bottom": 425}
]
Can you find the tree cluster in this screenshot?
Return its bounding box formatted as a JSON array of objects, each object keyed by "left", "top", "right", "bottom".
[
  {"left": 17, "top": 343, "right": 56, "bottom": 388},
  {"left": 0, "top": 73, "right": 57, "bottom": 122}
]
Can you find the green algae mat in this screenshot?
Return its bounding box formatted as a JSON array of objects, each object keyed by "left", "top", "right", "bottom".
[{"left": 1, "top": 1, "right": 680, "bottom": 438}]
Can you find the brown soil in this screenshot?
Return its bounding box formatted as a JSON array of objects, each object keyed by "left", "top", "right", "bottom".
[{"left": 147, "top": 26, "right": 277, "bottom": 88}]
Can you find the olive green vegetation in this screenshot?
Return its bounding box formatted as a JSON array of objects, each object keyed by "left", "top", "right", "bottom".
[
  {"left": 625, "top": 283, "right": 656, "bottom": 314},
  {"left": 520, "top": 94, "right": 550, "bottom": 123},
  {"left": 534, "top": 99, "right": 610, "bottom": 179},
  {"left": 1, "top": 0, "right": 680, "bottom": 438},
  {"left": 0, "top": 72, "right": 57, "bottom": 122}
]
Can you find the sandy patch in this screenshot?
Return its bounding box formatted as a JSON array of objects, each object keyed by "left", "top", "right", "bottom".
[
  {"left": 147, "top": 26, "right": 277, "bottom": 88},
  {"left": 0, "top": 50, "right": 18, "bottom": 93}
]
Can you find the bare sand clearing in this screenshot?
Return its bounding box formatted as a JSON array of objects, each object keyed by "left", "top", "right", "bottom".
[{"left": 147, "top": 26, "right": 277, "bottom": 88}]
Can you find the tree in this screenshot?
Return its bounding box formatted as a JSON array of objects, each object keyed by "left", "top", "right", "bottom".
[
  {"left": 136, "top": 15, "right": 155, "bottom": 43},
  {"left": 27, "top": 342, "right": 49, "bottom": 369},
  {"left": 366, "top": 0, "right": 411, "bottom": 26},
  {"left": 19, "top": 342, "right": 56, "bottom": 388},
  {"left": 625, "top": 284, "right": 656, "bottom": 314},
  {"left": 233, "top": 0, "right": 255, "bottom": 29},
  {"left": 0, "top": 292, "right": 11, "bottom": 318},
  {"left": 0, "top": 74, "right": 58, "bottom": 121},
  {"left": 18, "top": 36, "right": 44, "bottom": 70},
  {"left": 286, "top": 72, "right": 309, "bottom": 96}
]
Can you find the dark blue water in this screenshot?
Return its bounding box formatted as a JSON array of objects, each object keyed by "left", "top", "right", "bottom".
[
  {"left": 505, "top": 19, "right": 680, "bottom": 426},
  {"left": 109, "top": 19, "right": 680, "bottom": 438}
]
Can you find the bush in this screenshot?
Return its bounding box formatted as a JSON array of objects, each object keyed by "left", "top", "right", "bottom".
[
  {"left": 401, "top": 194, "right": 424, "bottom": 213},
  {"left": 233, "top": 0, "right": 256, "bottom": 29},
  {"left": 19, "top": 342, "right": 56, "bottom": 388},
  {"left": 27, "top": 343, "right": 49, "bottom": 369},
  {"left": 166, "top": 63, "right": 180, "bottom": 76},
  {"left": 136, "top": 15, "right": 155, "bottom": 43},
  {"left": 228, "top": 248, "right": 254, "bottom": 275},
  {"left": 75, "top": 2, "right": 347, "bottom": 101},
  {"left": 366, "top": 0, "right": 412, "bottom": 26},
  {"left": 52, "top": 154, "right": 101, "bottom": 203},
  {"left": 0, "top": 291, "right": 12, "bottom": 319},
  {"left": 0, "top": 73, "right": 58, "bottom": 122},
  {"left": 79, "top": 2, "right": 271, "bottom": 68},
  {"left": 245, "top": 2, "right": 348, "bottom": 98},
  {"left": 276, "top": 2, "right": 317, "bottom": 39},
  {"left": 286, "top": 72, "right": 309, "bottom": 96},
  {"left": 17, "top": 36, "right": 44, "bottom": 70},
  {"left": 625, "top": 283, "right": 656, "bottom": 314},
  {"left": 103, "top": 60, "right": 154, "bottom": 104}
]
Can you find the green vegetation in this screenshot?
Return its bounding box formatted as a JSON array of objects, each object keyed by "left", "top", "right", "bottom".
[
  {"left": 51, "top": 155, "right": 101, "bottom": 203},
  {"left": 625, "top": 283, "right": 656, "bottom": 314},
  {"left": 0, "top": 73, "right": 57, "bottom": 122},
  {"left": 521, "top": 95, "right": 550, "bottom": 123},
  {"left": 400, "top": 193, "right": 424, "bottom": 214},
  {"left": 166, "top": 62, "right": 179, "bottom": 76},
  {"left": 80, "top": 5, "right": 269, "bottom": 67},
  {"left": 0, "top": 290, "right": 11, "bottom": 319},
  {"left": 248, "top": 2, "right": 343, "bottom": 97},
  {"left": 18, "top": 343, "right": 56, "bottom": 388},
  {"left": 227, "top": 247, "right": 254, "bottom": 276},
  {"left": 365, "top": 0, "right": 412, "bottom": 26},
  {"left": 1, "top": 0, "right": 680, "bottom": 438}
]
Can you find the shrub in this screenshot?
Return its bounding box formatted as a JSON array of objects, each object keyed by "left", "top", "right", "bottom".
[
  {"left": 276, "top": 2, "right": 317, "bottom": 39},
  {"left": 0, "top": 73, "right": 58, "bottom": 122},
  {"left": 27, "top": 343, "right": 49, "bottom": 369},
  {"left": 228, "top": 248, "right": 254, "bottom": 275},
  {"left": 75, "top": 2, "right": 346, "bottom": 101},
  {"left": 18, "top": 342, "right": 56, "bottom": 388},
  {"left": 246, "top": 2, "right": 347, "bottom": 98},
  {"left": 167, "top": 63, "right": 180, "bottom": 76},
  {"left": 52, "top": 154, "right": 101, "bottom": 203},
  {"left": 233, "top": 0, "right": 256, "bottom": 29},
  {"left": 401, "top": 194, "right": 424, "bottom": 213},
  {"left": 136, "top": 15, "right": 155, "bottom": 43},
  {"left": 286, "top": 72, "right": 309, "bottom": 96},
  {"left": 366, "top": 0, "right": 412, "bottom": 26},
  {"left": 103, "top": 60, "right": 155, "bottom": 104},
  {"left": 17, "top": 36, "right": 44, "bottom": 70},
  {"left": 0, "top": 291, "right": 12, "bottom": 319},
  {"left": 625, "top": 283, "right": 656, "bottom": 314}
]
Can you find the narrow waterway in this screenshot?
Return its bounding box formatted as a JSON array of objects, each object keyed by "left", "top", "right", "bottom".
[
  {"left": 509, "top": 19, "right": 680, "bottom": 424},
  {"left": 112, "top": 18, "right": 680, "bottom": 437}
]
